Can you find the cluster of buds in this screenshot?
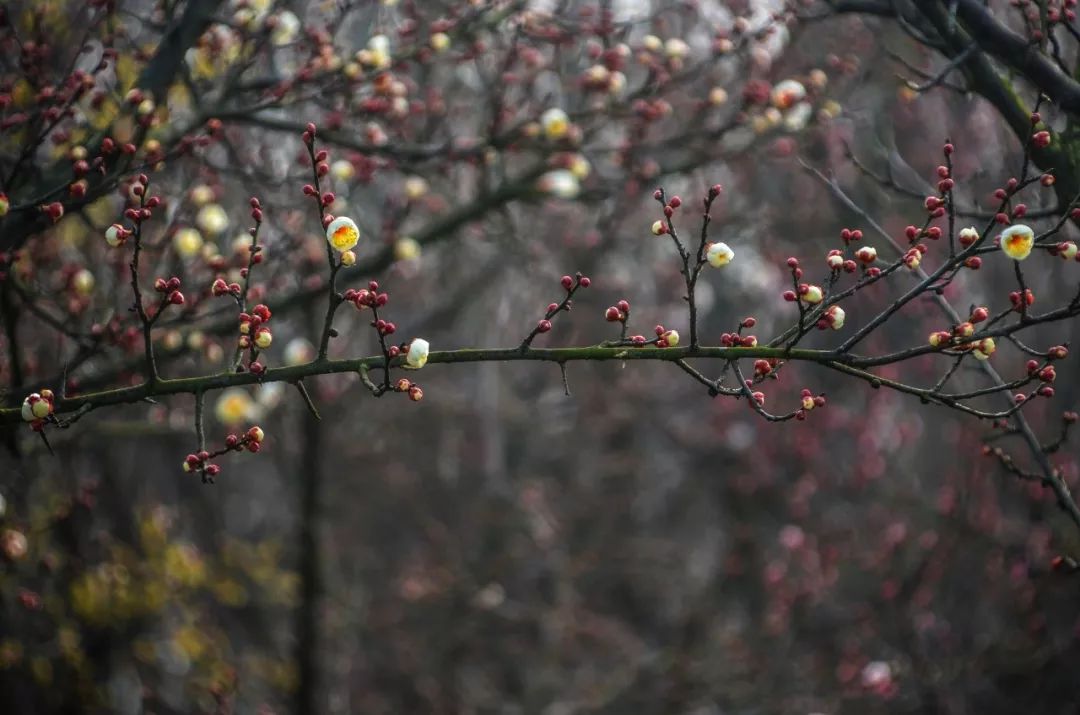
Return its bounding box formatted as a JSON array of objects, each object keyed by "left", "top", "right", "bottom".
[
  {"left": 346, "top": 281, "right": 391, "bottom": 313},
  {"left": 238, "top": 304, "right": 273, "bottom": 372},
  {"left": 604, "top": 299, "right": 631, "bottom": 323},
  {"left": 839, "top": 227, "right": 864, "bottom": 245},
  {"left": 826, "top": 249, "right": 856, "bottom": 273},
  {"left": 935, "top": 164, "right": 955, "bottom": 194},
  {"left": 655, "top": 191, "right": 682, "bottom": 218},
  {"left": 717, "top": 328, "right": 760, "bottom": 345},
  {"left": 211, "top": 278, "right": 243, "bottom": 298},
  {"left": 902, "top": 245, "right": 926, "bottom": 270},
  {"left": 816, "top": 304, "right": 846, "bottom": 331},
  {"left": 905, "top": 224, "right": 943, "bottom": 244},
  {"left": 182, "top": 426, "right": 265, "bottom": 482},
  {"left": 153, "top": 275, "right": 185, "bottom": 306},
  {"left": 924, "top": 194, "right": 946, "bottom": 219},
  {"left": 20, "top": 390, "right": 55, "bottom": 430},
  {"left": 654, "top": 324, "right": 680, "bottom": 348},
  {"left": 394, "top": 377, "right": 425, "bottom": 402},
  {"left": 783, "top": 282, "right": 824, "bottom": 305},
  {"left": 795, "top": 389, "right": 827, "bottom": 420},
  {"left": 1026, "top": 346, "right": 1069, "bottom": 396},
  {"left": 248, "top": 195, "right": 264, "bottom": 226},
  {"left": 534, "top": 274, "right": 591, "bottom": 335},
  {"left": 1049, "top": 241, "right": 1080, "bottom": 261},
  {"left": 123, "top": 174, "right": 160, "bottom": 224},
  {"left": 580, "top": 49, "right": 629, "bottom": 94},
  {"left": 928, "top": 312, "right": 996, "bottom": 359},
  {"left": 753, "top": 358, "right": 779, "bottom": 377},
  {"left": 1009, "top": 288, "right": 1035, "bottom": 311}
]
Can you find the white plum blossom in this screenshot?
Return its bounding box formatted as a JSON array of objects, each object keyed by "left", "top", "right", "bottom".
[
  {"left": 706, "top": 242, "right": 735, "bottom": 267},
  {"left": 1000, "top": 224, "right": 1035, "bottom": 261},
  {"left": 406, "top": 338, "right": 430, "bottom": 368},
  {"left": 325, "top": 216, "right": 360, "bottom": 252},
  {"left": 538, "top": 170, "right": 580, "bottom": 200}
]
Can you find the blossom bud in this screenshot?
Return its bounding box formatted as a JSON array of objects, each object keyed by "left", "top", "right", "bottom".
[
  {"left": 406, "top": 338, "right": 430, "bottom": 368},
  {"left": 800, "top": 285, "right": 824, "bottom": 304}
]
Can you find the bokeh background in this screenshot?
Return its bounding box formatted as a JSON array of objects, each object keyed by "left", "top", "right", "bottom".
[{"left": 2, "top": 1, "right": 1080, "bottom": 713}]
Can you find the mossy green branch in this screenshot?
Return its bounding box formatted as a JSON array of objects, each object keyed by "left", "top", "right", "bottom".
[{"left": 0, "top": 345, "right": 848, "bottom": 427}]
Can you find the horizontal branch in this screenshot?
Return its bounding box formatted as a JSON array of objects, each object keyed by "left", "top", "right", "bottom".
[{"left": 1, "top": 345, "right": 850, "bottom": 426}]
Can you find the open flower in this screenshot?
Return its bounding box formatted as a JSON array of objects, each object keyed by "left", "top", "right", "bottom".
[
  {"left": 394, "top": 237, "right": 421, "bottom": 262},
  {"left": 284, "top": 338, "right": 315, "bottom": 366},
  {"left": 664, "top": 38, "right": 690, "bottom": 60},
  {"left": 72, "top": 269, "right": 95, "bottom": 296},
  {"left": 541, "top": 108, "right": 570, "bottom": 141},
  {"left": 569, "top": 154, "right": 591, "bottom": 180},
  {"left": 326, "top": 216, "right": 360, "bottom": 252},
  {"left": 431, "top": 32, "right": 450, "bottom": 52},
  {"left": 1000, "top": 224, "right": 1034, "bottom": 260},
  {"left": 538, "top": 170, "right": 580, "bottom": 200},
  {"left": 270, "top": 10, "right": 300, "bottom": 46},
  {"left": 403, "top": 177, "right": 429, "bottom": 201},
  {"left": 782, "top": 102, "right": 813, "bottom": 132},
  {"left": 173, "top": 227, "right": 204, "bottom": 258},
  {"left": 21, "top": 392, "right": 53, "bottom": 422},
  {"left": 331, "top": 160, "right": 355, "bottom": 182},
  {"left": 706, "top": 241, "right": 735, "bottom": 267},
  {"left": 406, "top": 338, "right": 430, "bottom": 368},
  {"left": 215, "top": 388, "right": 254, "bottom": 427},
  {"left": 771, "top": 79, "right": 806, "bottom": 109},
  {"left": 366, "top": 34, "right": 392, "bottom": 69},
  {"left": 196, "top": 204, "right": 229, "bottom": 235}
]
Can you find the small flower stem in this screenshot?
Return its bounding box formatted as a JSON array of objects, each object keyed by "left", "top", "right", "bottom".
[
  {"left": 295, "top": 379, "right": 321, "bottom": 420},
  {"left": 128, "top": 183, "right": 158, "bottom": 384},
  {"left": 232, "top": 216, "right": 263, "bottom": 370},
  {"left": 304, "top": 137, "right": 343, "bottom": 361},
  {"left": 519, "top": 276, "right": 585, "bottom": 350}
]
